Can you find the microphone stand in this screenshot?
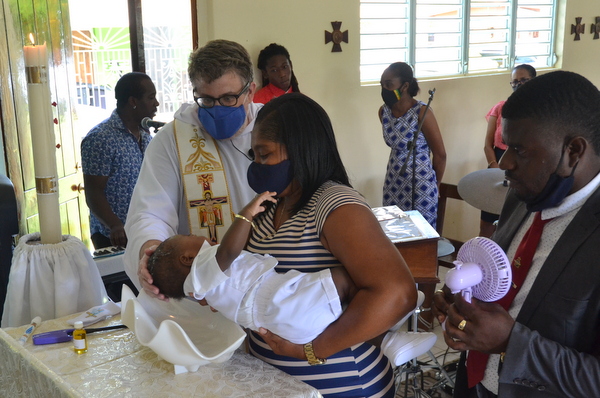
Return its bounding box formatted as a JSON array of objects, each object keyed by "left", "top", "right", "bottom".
[{"left": 399, "top": 88, "right": 436, "bottom": 210}]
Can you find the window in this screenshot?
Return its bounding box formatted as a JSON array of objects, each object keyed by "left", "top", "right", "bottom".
[
  {"left": 360, "top": 0, "right": 557, "bottom": 82},
  {"left": 70, "top": 0, "right": 196, "bottom": 134}
]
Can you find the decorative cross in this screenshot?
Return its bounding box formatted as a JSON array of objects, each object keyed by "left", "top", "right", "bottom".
[
  {"left": 189, "top": 173, "right": 228, "bottom": 243},
  {"left": 325, "top": 21, "right": 348, "bottom": 52},
  {"left": 571, "top": 17, "right": 585, "bottom": 41},
  {"left": 591, "top": 17, "right": 600, "bottom": 40}
]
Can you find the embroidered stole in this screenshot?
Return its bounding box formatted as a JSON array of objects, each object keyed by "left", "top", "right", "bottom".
[{"left": 174, "top": 119, "right": 234, "bottom": 244}]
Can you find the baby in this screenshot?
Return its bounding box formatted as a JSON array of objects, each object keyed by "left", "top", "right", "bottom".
[{"left": 148, "top": 192, "right": 418, "bottom": 362}]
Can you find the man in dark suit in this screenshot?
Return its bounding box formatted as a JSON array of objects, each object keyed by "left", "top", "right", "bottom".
[{"left": 433, "top": 71, "right": 600, "bottom": 397}]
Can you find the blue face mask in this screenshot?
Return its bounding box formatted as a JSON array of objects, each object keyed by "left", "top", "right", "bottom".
[
  {"left": 525, "top": 151, "right": 577, "bottom": 212},
  {"left": 247, "top": 160, "right": 293, "bottom": 195},
  {"left": 197, "top": 105, "right": 246, "bottom": 140}
]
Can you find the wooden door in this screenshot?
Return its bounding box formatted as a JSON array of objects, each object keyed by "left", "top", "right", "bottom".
[{"left": 0, "top": 0, "right": 90, "bottom": 247}]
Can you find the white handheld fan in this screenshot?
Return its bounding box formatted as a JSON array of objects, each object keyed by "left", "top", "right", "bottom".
[{"left": 445, "top": 237, "right": 511, "bottom": 303}]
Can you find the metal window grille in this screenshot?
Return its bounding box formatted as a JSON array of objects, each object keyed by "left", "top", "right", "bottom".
[{"left": 360, "top": 0, "right": 556, "bottom": 82}]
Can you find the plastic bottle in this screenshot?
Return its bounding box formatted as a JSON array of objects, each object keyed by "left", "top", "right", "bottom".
[{"left": 72, "top": 321, "right": 88, "bottom": 354}]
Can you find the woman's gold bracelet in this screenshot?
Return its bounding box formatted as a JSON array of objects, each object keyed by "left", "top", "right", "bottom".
[
  {"left": 234, "top": 213, "right": 255, "bottom": 229},
  {"left": 488, "top": 160, "right": 498, "bottom": 167}
]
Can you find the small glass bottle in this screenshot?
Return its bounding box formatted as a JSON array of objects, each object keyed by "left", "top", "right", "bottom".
[{"left": 72, "top": 321, "right": 88, "bottom": 354}]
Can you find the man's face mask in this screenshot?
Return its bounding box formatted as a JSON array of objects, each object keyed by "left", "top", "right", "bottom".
[
  {"left": 526, "top": 149, "right": 577, "bottom": 212},
  {"left": 197, "top": 105, "right": 246, "bottom": 140}
]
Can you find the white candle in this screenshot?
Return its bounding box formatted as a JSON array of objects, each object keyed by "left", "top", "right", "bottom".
[{"left": 24, "top": 36, "right": 62, "bottom": 244}]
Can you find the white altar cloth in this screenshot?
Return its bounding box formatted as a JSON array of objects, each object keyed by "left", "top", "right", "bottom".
[{"left": 0, "top": 313, "right": 322, "bottom": 397}]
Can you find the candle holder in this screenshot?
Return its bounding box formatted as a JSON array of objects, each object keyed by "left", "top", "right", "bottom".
[{"left": 1, "top": 233, "right": 109, "bottom": 328}]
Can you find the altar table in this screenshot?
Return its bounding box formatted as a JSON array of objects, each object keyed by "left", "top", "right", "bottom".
[{"left": 0, "top": 314, "right": 322, "bottom": 398}]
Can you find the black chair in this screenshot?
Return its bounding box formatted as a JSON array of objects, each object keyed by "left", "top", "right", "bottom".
[{"left": 0, "top": 175, "right": 19, "bottom": 320}]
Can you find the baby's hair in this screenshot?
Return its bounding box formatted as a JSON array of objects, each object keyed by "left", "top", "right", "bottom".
[{"left": 147, "top": 237, "right": 188, "bottom": 299}]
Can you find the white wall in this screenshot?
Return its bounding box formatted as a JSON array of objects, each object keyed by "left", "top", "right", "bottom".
[
  {"left": 196, "top": 0, "right": 600, "bottom": 242},
  {"left": 561, "top": 0, "right": 600, "bottom": 84}
]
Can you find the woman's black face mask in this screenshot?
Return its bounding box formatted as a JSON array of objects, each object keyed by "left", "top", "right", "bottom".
[
  {"left": 247, "top": 159, "right": 294, "bottom": 195},
  {"left": 381, "top": 87, "right": 402, "bottom": 108}
]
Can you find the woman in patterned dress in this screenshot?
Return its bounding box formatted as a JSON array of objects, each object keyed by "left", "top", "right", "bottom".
[
  {"left": 379, "top": 62, "right": 446, "bottom": 229},
  {"left": 245, "top": 93, "right": 418, "bottom": 397}
]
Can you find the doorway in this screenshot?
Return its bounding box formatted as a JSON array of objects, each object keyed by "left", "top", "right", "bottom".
[{"left": 0, "top": 0, "right": 196, "bottom": 249}]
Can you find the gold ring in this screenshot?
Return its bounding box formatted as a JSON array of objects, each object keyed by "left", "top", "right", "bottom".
[{"left": 458, "top": 319, "right": 467, "bottom": 331}]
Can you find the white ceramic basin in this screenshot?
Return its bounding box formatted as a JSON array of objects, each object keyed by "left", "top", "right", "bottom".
[{"left": 120, "top": 284, "right": 246, "bottom": 374}]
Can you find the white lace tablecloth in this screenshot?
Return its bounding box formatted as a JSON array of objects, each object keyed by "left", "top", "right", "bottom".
[{"left": 0, "top": 314, "right": 322, "bottom": 397}]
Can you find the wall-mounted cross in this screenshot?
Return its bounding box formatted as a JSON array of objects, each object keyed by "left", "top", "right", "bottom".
[
  {"left": 591, "top": 17, "right": 600, "bottom": 40},
  {"left": 571, "top": 17, "right": 585, "bottom": 41},
  {"left": 325, "top": 21, "right": 348, "bottom": 52}
]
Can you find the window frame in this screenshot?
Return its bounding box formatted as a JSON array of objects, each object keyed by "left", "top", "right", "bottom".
[
  {"left": 129, "top": 0, "right": 198, "bottom": 73},
  {"left": 359, "top": 0, "right": 558, "bottom": 83}
]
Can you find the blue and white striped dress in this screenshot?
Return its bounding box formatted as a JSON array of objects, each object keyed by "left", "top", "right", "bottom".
[{"left": 247, "top": 181, "right": 395, "bottom": 398}]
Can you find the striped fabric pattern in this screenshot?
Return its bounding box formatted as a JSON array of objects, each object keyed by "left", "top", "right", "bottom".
[{"left": 247, "top": 181, "right": 396, "bottom": 398}]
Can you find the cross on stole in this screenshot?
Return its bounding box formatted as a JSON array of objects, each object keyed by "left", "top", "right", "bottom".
[{"left": 189, "top": 173, "right": 228, "bottom": 244}]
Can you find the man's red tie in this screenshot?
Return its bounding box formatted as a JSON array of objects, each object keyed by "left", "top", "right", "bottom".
[{"left": 466, "top": 211, "right": 553, "bottom": 388}]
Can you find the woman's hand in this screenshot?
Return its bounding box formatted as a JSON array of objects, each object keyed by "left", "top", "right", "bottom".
[
  {"left": 258, "top": 328, "right": 306, "bottom": 360},
  {"left": 484, "top": 115, "right": 499, "bottom": 168}
]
